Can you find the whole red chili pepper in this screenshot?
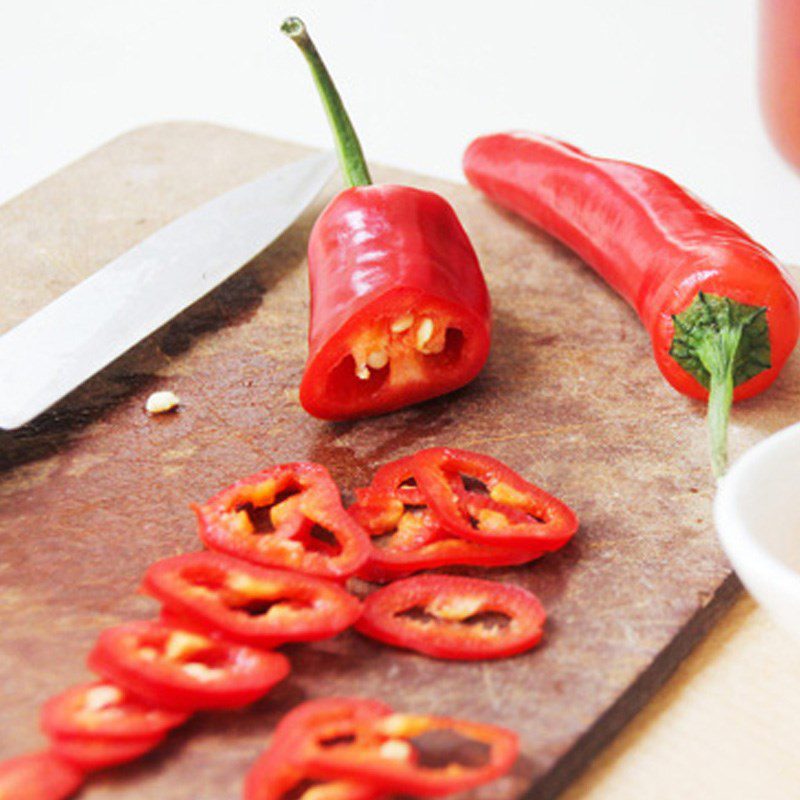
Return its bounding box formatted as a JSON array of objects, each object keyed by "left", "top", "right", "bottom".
[
  {"left": 463, "top": 132, "right": 800, "bottom": 475},
  {"left": 282, "top": 18, "right": 491, "bottom": 420}
]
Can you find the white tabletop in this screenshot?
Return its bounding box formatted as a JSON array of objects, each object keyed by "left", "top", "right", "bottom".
[{"left": 3, "top": 0, "right": 800, "bottom": 263}]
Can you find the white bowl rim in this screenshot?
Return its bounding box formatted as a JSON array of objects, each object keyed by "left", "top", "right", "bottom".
[{"left": 714, "top": 420, "right": 800, "bottom": 604}]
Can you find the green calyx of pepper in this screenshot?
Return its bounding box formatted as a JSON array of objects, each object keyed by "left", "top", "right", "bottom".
[
  {"left": 281, "top": 16, "right": 372, "bottom": 188},
  {"left": 669, "top": 292, "right": 771, "bottom": 478}
]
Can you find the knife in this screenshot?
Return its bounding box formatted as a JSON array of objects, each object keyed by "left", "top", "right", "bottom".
[{"left": 0, "top": 151, "right": 336, "bottom": 430}]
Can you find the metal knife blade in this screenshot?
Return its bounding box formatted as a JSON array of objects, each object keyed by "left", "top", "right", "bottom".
[{"left": 0, "top": 151, "right": 336, "bottom": 430}]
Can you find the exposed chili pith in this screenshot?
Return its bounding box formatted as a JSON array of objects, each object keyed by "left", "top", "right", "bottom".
[
  {"left": 356, "top": 575, "right": 546, "bottom": 660},
  {"left": 350, "top": 457, "right": 543, "bottom": 582},
  {"left": 142, "top": 551, "right": 361, "bottom": 648},
  {"left": 411, "top": 447, "right": 578, "bottom": 550},
  {"left": 193, "top": 463, "right": 370, "bottom": 580},
  {"left": 294, "top": 703, "right": 518, "bottom": 797},
  {"left": 463, "top": 132, "right": 800, "bottom": 475},
  {"left": 0, "top": 751, "right": 85, "bottom": 800},
  {"left": 87, "top": 620, "right": 290, "bottom": 712},
  {"left": 41, "top": 682, "right": 188, "bottom": 742},
  {"left": 282, "top": 17, "right": 491, "bottom": 420}
]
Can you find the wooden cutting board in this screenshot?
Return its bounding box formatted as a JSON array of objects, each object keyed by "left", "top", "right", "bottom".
[{"left": 1, "top": 122, "right": 798, "bottom": 800}]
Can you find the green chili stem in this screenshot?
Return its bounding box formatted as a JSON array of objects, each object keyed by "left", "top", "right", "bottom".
[
  {"left": 281, "top": 16, "right": 372, "bottom": 187},
  {"left": 695, "top": 326, "right": 743, "bottom": 478}
]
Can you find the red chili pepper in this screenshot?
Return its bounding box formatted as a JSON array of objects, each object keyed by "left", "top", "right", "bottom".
[
  {"left": 411, "top": 447, "right": 578, "bottom": 550},
  {"left": 41, "top": 682, "right": 187, "bottom": 742},
  {"left": 350, "top": 457, "right": 543, "bottom": 582},
  {"left": 0, "top": 751, "right": 85, "bottom": 800},
  {"left": 193, "top": 463, "right": 370, "bottom": 580},
  {"left": 87, "top": 620, "right": 290, "bottom": 712},
  {"left": 48, "top": 733, "right": 165, "bottom": 772},
  {"left": 141, "top": 551, "right": 362, "bottom": 647},
  {"left": 463, "top": 132, "right": 800, "bottom": 475},
  {"left": 292, "top": 702, "right": 518, "bottom": 797},
  {"left": 282, "top": 17, "right": 491, "bottom": 420},
  {"left": 355, "top": 575, "right": 545, "bottom": 660},
  {"left": 244, "top": 698, "right": 392, "bottom": 800}
]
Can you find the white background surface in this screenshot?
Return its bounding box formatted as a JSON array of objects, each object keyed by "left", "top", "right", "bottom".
[{"left": 2, "top": 0, "right": 799, "bottom": 261}]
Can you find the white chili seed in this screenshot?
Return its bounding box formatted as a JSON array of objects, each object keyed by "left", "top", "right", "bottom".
[
  {"left": 390, "top": 314, "right": 414, "bottom": 334},
  {"left": 145, "top": 390, "right": 180, "bottom": 415},
  {"left": 415, "top": 317, "right": 434, "bottom": 349}
]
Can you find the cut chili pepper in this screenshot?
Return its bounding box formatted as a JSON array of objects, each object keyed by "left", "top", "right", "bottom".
[
  {"left": 41, "top": 681, "right": 188, "bottom": 742},
  {"left": 141, "top": 551, "right": 362, "bottom": 647},
  {"left": 351, "top": 457, "right": 542, "bottom": 582},
  {"left": 193, "top": 463, "right": 370, "bottom": 580},
  {"left": 282, "top": 18, "right": 491, "bottom": 420},
  {"left": 463, "top": 132, "right": 800, "bottom": 475},
  {"left": 293, "top": 703, "right": 518, "bottom": 797},
  {"left": 0, "top": 751, "right": 85, "bottom": 800},
  {"left": 87, "top": 620, "right": 290, "bottom": 712},
  {"left": 411, "top": 447, "right": 578, "bottom": 550},
  {"left": 49, "top": 733, "right": 165, "bottom": 772},
  {"left": 355, "top": 575, "right": 545, "bottom": 660},
  {"left": 244, "top": 698, "right": 391, "bottom": 800}
]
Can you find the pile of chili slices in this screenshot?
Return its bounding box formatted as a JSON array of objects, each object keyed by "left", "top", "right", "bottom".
[{"left": 0, "top": 447, "right": 577, "bottom": 800}]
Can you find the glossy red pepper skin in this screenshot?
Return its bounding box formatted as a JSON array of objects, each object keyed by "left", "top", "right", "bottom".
[
  {"left": 41, "top": 682, "right": 188, "bottom": 742},
  {"left": 0, "top": 751, "right": 85, "bottom": 800},
  {"left": 141, "top": 552, "right": 362, "bottom": 647},
  {"left": 87, "top": 620, "right": 290, "bottom": 712},
  {"left": 355, "top": 575, "right": 546, "bottom": 660},
  {"left": 300, "top": 185, "right": 491, "bottom": 420},
  {"left": 463, "top": 132, "right": 799, "bottom": 403}
]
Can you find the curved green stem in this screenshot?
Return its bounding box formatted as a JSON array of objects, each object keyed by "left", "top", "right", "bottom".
[
  {"left": 670, "top": 291, "right": 771, "bottom": 478},
  {"left": 281, "top": 16, "right": 372, "bottom": 187},
  {"left": 694, "top": 325, "right": 741, "bottom": 478}
]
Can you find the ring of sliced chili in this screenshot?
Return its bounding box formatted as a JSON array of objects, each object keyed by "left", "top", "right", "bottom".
[
  {"left": 41, "top": 681, "right": 188, "bottom": 744},
  {"left": 87, "top": 620, "right": 290, "bottom": 711},
  {"left": 294, "top": 703, "right": 518, "bottom": 797},
  {"left": 244, "top": 698, "right": 393, "bottom": 800},
  {"left": 351, "top": 457, "right": 543, "bottom": 582},
  {"left": 355, "top": 575, "right": 545, "bottom": 660},
  {"left": 412, "top": 447, "right": 578, "bottom": 550},
  {"left": 141, "top": 551, "right": 362, "bottom": 648},
  {"left": 193, "top": 462, "right": 370, "bottom": 580}
]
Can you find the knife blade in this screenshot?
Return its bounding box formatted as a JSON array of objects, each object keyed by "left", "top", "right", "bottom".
[{"left": 0, "top": 151, "right": 336, "bottom": 430}]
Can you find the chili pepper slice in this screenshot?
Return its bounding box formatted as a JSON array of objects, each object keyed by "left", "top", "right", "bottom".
[
  {"left": 87, "top": 620, "right": 290, "bottom": 711},
  {"left": 0, "top": 751, "right": 85, "bottom": 800},
  {"left": 350, "top": 457, "right": 542, "bottom": 582},
  {"left": 41, "top": 681, "right": 188, "bottom": 742},
  {"left": 48, "top": 733, "right": 165, "bottom": 772},
  {"left": 355, "top": 575, "right": 545, "bottom": 660},
  {"left": 244, "top": 698, "right": 392, "bottom": 800},
  {"left": 294, "top": 704, "right": 518, "bottom": 797},
  {"left": 411, "top": 447, "right": 578, "bottom": 550},
  {"left": 141, "top": 552, "right": 362, "bottom": 647},
  {"left": 193, "top": 463, "right": 370, "bottom": 580},
  {"left": 282, "top": 18, "right": 491, "bottom": 420},
  {"left": 463, "top": 132, "right": 800, "bottom": 475}
]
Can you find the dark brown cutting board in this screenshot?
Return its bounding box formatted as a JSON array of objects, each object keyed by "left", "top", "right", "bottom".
[{"left": 1, "top": 122, "right": 798, "bottom": 800}]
